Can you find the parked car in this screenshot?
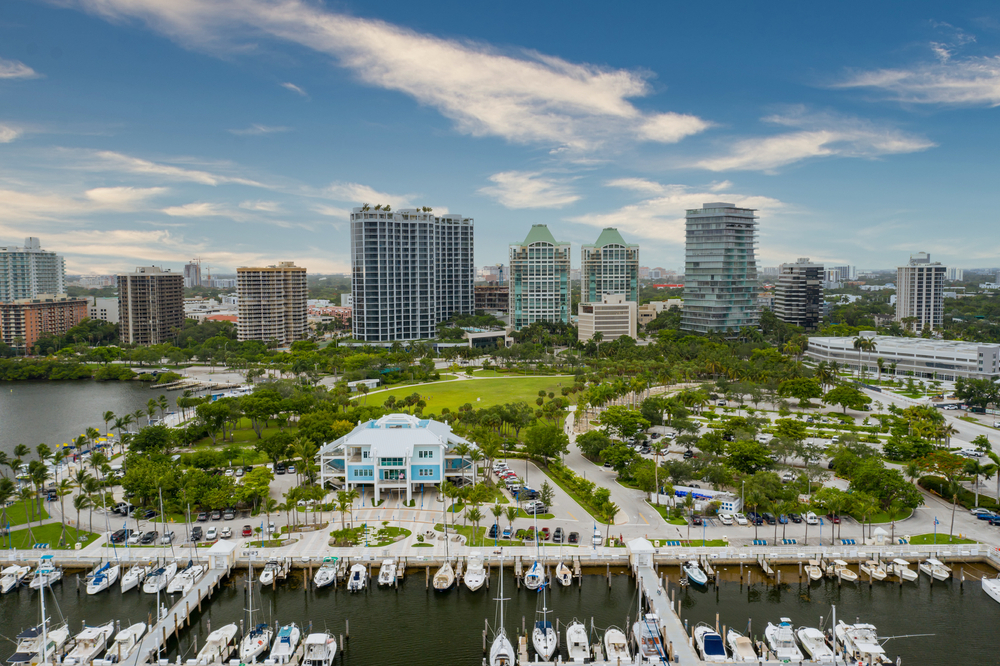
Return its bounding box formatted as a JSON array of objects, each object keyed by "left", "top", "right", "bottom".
[
  {"left": 525, "top": 503, "right": 548, "bottom": 515},
  {"left": 127, "top": 531, "right": 143, "bottom": 545},
  {"left": 266, "top": 523, "right": 276, "bottom": 535},
  {"left": 805, "top": 512, "right": 819, "bottom": 525},
  {"left": 210, "top": 510, "right": 222, "bottom": 521},
  {"left": 224, "top": 468, "right": 235, "bottom": 477},
  {"left": 196, "top": 512, "right": 209, "bottom": 522},
  {"left": 287, "top": 465, "right": 296, "bottom": 475},
  {"left": 718, "top": 514, "right": 733, "bottom": 526},
  {"left": 488, "top": 524, "right": 499, "bottom": 539},
  {"left": 190, "top": 526, "right": 203, "bottom": 542},
  {"left": 242, "top": 525, "right": 253, "bottom": 537},
  {"left": 235, "top": 467, "right": 245, "bottom": 478},
  {"left": 109, "top": 528, "right": 131, "bottom": 544},
  {"left": 275, "top": 463, "right": 286, "bottom": 475},
  {"left": 112, "top": 502, "right": 135, "bottom": 516},
  {"left": 223, "top": 509, "right": 235, "bottom": 520},
  {"left": 160, "top": 531, "right": 175, "bottom": 544},
  {"left": 568, "top": 531, "right": 579, "bottom": 544},
  {"left": 141, "top": 509, "right": 158, "bottom": 520},
  {"left": 139, "top": 531, "right": 158, "bottom": 545},
  {"left": 777, "top": 514, "right": 789, "bottom": 524},
  {"left": 976, "top": 511, "right": 998, "bottom": 521},
  {"left": 971, "top": 507, "right": 994, "bottom": 516},
  {"left": 788, "top": 513, "right": 802, "bottom": 523},
  {"left": 206, "top": 527, "right": 218, "bottom": 540},
  {"left": 827, "top": 513, "right": 841, "bottom": 524},
  {"left": 591, "top": 530, "right": 602, "bottom": 546},
  {"left": 220, "top": 527, "right": 232, "bottom": 539},
  {"left": 691, "top": 515, "right": 703, "bottom": 526},
  {"left": 553, "top": 527, "right": 564, "bottom": 543},
  {"left": 540, "top": 527, "right": 550, "bottom": 541},
  {"left": 682, "top": 450, "right": 694, "bottom": 459},
  {"left": 734, "top": 513, "right": 748, "bottom": 526}
]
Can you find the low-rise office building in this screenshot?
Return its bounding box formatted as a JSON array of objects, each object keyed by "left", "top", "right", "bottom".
[
  {"left": 578, "top": 294, "right": 637, "bottom": 342},
  {"left": 318, "top": 413, "right": 477, "bottom": 503},
  {"left": 805, "top": 333, "right": 1000, "bottom": 380}
]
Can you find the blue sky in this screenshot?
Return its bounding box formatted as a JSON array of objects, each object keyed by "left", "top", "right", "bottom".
[{"left": 2, "top": 1, "right": 1000, "bottom": 275}]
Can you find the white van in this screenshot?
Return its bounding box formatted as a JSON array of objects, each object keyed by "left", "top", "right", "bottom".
[
  {"left": 805, "top": 512, "right": 819, "bottom": 525},
  {"left": 592, "top": 530, "right": 603, "bottom": 546}
]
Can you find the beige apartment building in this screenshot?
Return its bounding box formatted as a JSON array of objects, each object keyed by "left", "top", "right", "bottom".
[
  {"left": 578, "top": 293, "right": 637, "bottom": 342},
  {"left": 237, "top": 262, "right": 308, "bottom": 345},
  {"left": 117, "top": 266, "right": 184, "bottom": 345}
]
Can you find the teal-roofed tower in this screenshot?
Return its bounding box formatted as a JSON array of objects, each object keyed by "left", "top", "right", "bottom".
[
  {"left": 581, "top": 228, "right": 639, "bottom": 304},
  {"left": 508, "top": 225, "right": 571, "bottom": 330}
]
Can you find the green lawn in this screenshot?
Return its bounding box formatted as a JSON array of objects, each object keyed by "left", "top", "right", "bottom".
[
  {"left": 433, "top": 522, "right": 521, "bottom": 547},
  {"left": 366, "top": 526, "right": 411, "bottom": 547},
  {"left": 534, "top": 466, "right": 609, "bottom": 524},
  {"left": 0, "top": 502, "right": 50, "bottom": 527},
  {"left": 190, "top": 418, "right": 298, "bottom": 450},
  {"left": 413, "top": 542, "right": 434, "bottom": 547},
  {"left": 371, "top": 377, "right": 576, "bottom": 412},
  {"left": 516, "top": 510, "right": 554, "bottom": 519},
  {"left": 3, "top": 522, "right": 98, "bottom": 550},
  {"left": 908, "top": 533, "right": 977, "bottom": 545},
  {"left": 855, "top": 507, "right": 913, "bottom": 524}
]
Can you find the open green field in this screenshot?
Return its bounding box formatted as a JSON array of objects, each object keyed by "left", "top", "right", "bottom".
[
  {"left": 909, "top": 533, "right": 977, "bottom": 545},
  {"left": 1, "top": 502, "right": 50, "bottom": 527},
  {"left": 4, "top": 523, "right": 99, "bottom": 550},
  {"left": 371, "top": 376, "right": 576, "bottom": 412}
]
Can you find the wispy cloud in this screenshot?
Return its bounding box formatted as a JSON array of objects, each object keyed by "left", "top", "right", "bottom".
[
  {"left": 0, "top": 58, "right": 39, "bottom": 79},
  {"left": 162, "top": 202, "right": 230, "bottom": 217},
  {"left": 326, "top": 181, "right": 413, "bottom": 207},
  {"left": 239, "top": 200, "right": 282, "bottom": 213},
  {"left": 228, "top": 124, "right": 291, "bottom": 135},
  {"left": 837, "top": 50, "right": 1000, "bottom": 106},
  {"left": 693, "top": 109, "right": 933, "bottom": 172},
  {"left": 85, "top": 186, "right": 168, "bottom": 206},
  {"left": 0, "top": 123, "right": 22, "bottom": 143},
  {"left": 280, "top": 82, "right": 307, "bottom": 97},
  {"left": 89, "top": 150, "right": 267, "bottom": 187},
  {"left": 479, "top": 171, "right": 580, "bottom": 209},
  {"left": 67, "top": 0, "right": 710, "bottom": 152}
]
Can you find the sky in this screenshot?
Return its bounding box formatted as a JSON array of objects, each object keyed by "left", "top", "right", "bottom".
[{"left": 2, "top": 1, "right": 1000, "bottom": 275}]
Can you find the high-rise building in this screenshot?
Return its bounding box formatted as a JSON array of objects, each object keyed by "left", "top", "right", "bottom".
[
  {"left": 773, "top": 258, "right": 824, "bottom": 330},
  {"left": 477, "top": 264, "right": 507, "bottom": 285},
  {"left": 117, "top": 266, "right": 184, "bottom": 345},
  {"left": 681, "top": 202, "right": 760, "bottom": 334},
  {"left": 946, "top": 267, "right": 964, "bottom": 282},
  {"left": 896, "top": 252, "right": 946, "bottom": 332},
  {"left": 0, "top": 296, "right": 88, "bottom": 353},
  {"left": 0, "top": 237, "right": 65, "bottom": 302},
  {"left": 828, "top": 265, "right": 856, "bottom": 281},
  {"left": 580, "top": 228, "right": 639, "bottom": 303},
  {"left": 509, "top": 225, "right": 571, "bottom": 330},
  {"left": 88, "top": 297, "right": 119, "bottom": 324},
  {"left": 237, "top": 262, "right": 308, "bottom": 345},
  {"left": 183, "top": 262, "right": 202, "bottom": 288},
  {"left": 350, "top": 207, "right": 474, "bottom": 342}
]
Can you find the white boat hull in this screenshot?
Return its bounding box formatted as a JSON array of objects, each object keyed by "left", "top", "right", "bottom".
[
  {"left": 566, "top": 622, "right": 589, "bottom": 663},
  {"left": 532, "top": 625, "right": 557, "bottom": 660},
  {"left": 87, "top": 565, "right": 120, "bottom": 595},
  {"left": 239, "top": 626, "right": 273, "bottom": 663},
  {"left": 29, "top": 569, "right": 62, "bottom": 589},
  {"left": 524, "top": 562, "right": 544, "bottom": 591},
  {"left": 314, "top": 568, "right": 336, "bottom": 589},
  {"left": 269, "top": 625, "right": 302, "bottom": 665},
  {"left": 302, "top": 633, "right": 337, "bottom": 666},
  {"left": 0, "top": 566, "right": 30, "bottom": 593},
  {"left": 489, "top": 632, "right": 515, "bottom": 666},
  {"left": 726, "top": 629, "right": 757, "bottom": 662},
  {"left": 377, "top": 562, "right": 396, "bottom": 587},
  {"left": 764, "top": 622, "right": 804, "bottom": 662},
  {"left": 108, "top": 623, "right": 147, "bottom": 662},
  {"left": 983, "top": 577, "right": 1000, "bottom": 604},
  {"left": 464, "top": 570, "right": 485, "bottom": 591},
  {"left": 143, "top": 563, "right": 177, "bottom": 594},
  {"left": 683, "top": 563, "right": 708, "bottom": 586},
  {"left": 432, "top": 563, "right": 454, "bottom": 591},
  {"left": 65, "top": 621, "right": 115, "bottom": 666},
  {"left": 604, "top": 628, "right": 630, "bottom": 663},
  {"left": 195, "top": 623, "right": 238, "bottom": 665},
  {"left": 555, "top": 563, "right": 573, "bottom": 586},
  {"left": 120, "top": 566, "right": 148, "bottom": 593},
  {"left": 347, "top": 564, "right": 368, "bottom": 592},
  {"left": 796, "top": 627, "right": 834, "bottom": 661}
]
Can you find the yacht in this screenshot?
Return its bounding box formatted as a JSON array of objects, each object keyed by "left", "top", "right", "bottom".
[
  {"left": 259, "top": 560, "right": 280, "bottom": 586},
  {"left": 859, "top": 559, "right": 887, "bottom": 581},
  {"left": 891, "top": 558, "right": 918, "bottom": 583},
  {"left": 796, "top": 626, "right": 835, "bottom": 662},
  {"left": 831, "top": 560, "right": 858, "bottom": 583},
  {"left": 120, "top": 564, "right": 150, "bottom": 593},
  {"left": 764, "top": 618, "right": 804, "bottom": 661},
  {"left": 268, "top": 624, "right": 302, "bottom": 665},
  {"left": 682, "top": 560, "right": 708, "bottom": 586},
  {"left": 726, "top": 628, "right": 757, "bottom": 662},
  {"left": 464, "top": 552, "right": 486, "bottom": 591},
  {"left": 433, "top": 561, "right": 455, "bottom": 591},
  {"left": 693, "top": 624, "right": 731, "bottom": 662},
  {"left": 632, "top": 614, "right": 665, "bottom": 662},
  {"left": 29, "top": 556, "right": 62, "bottom": 590},
  {"left": 63, "top": 621, "right": 115, "bottom": 665},
  {"left": 377, "top": 559, "right": 397, "bottom": 587},
  {"left": 524, "top": 561, "right": 544, "bottom": 590},
  {"left": 8, "top": 624, "right": 71, "bottom": 666},
  {"left": 603, "top": 626, "right": 630, "bottom": 663},
  {"left": 982, "top": 574, "right": 1000, "bottom": 604},
  {"left": 195, "top": 623, "right": 238, "bottom": 665},
  {"left": 555, "top": 561, "right": 573, "bottom": 586},
  {"left": 347, "top": 563, "right": 368, "bottom": 592},
  {"left": 167, "top": 562, "right": 204, "bottom": 594},
  {"left": 0, "top": 565, "right": 30, "bottom": 593},
  {"left": 302, "top": 633, "right": 337, "bottom": 666},
  {"left": 86, "top": 562, "right": 120, "bottom": 595},
  {"left": 918, "top": 557, "right": 951, "bottom": 581},
  {"left": 313, "top": 558, "right": 338, "bottom": 589},
  {"left": 835, "top": 621, "right": 891, "bottom": 664},
  {"left": 107, "top": 623, "right": 147, "bottom": 663},
  {"left": 565, "top": 620, "right": 589, "bottom": 663},
  {"left": 488, "top": 554, "right": 515, "bottom": 666},
  {"left": 142, "top": 562, "right": 177, "bottom": 593},
  {"left": 804, "top": 560, "right": 823, "bottom": 582}
]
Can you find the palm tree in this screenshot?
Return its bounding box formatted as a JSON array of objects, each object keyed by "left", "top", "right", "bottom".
[
  {"left": 73, "top": 493, "right": 91, "bottom": 542},
  {"left": 504, "top": 505, "right": 518, "bottom": 536},
  {"left": 102, "top": 411, "right": 116, "bottom": 438},
  {"left": 602, "top": 502, "right": 619, "bottom": 545},
  {"left": 86, "top": 426, "right": 101, "bottom": 453},
  {"left": 852, "top": 336, "right": 876, "bottom": 380},
  {"left": 0, "top": 478, "right": 15, "bottom": 532},
  {"left": 335, "top": 489, "right": 359, "bottom": 530},
  {"left": 453, "top": 443, "right": 471, "bottom": 485},
  {"left": 133, "top": 409, "right": 145, "bottom": 431},
  {"left": 851, "top": 492, "right": 879, "bottom": 542},
  {"left": 490, "top": 504, "right": 504, "bottom": 539},
  {"left": 0, "top": 452, "right": 8, "bottom": 479},
  {"left": 18, "top": 487, "right": 36, "bottom": 545},
  {"left": 84, "top": 477, "right": 101, "bottom": 533},
  {"left": 157, "top": 395, "right": 169, "bottom": 421},
  {"left": 12, "top": 443, "right": 29, "bottom": 478},
  {"left": 467, "top": 506, "right": 483, "bottom": 545},
  {"left": 965, "top": 459, "right": 997, "bottom": 508},
  {"left": 56, "top": 479, "right": 73, "bottom": 546}
]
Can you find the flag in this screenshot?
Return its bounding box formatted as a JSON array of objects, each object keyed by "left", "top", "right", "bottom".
[{"left": 934, "top": 517, "right": 939, "bottom": 526}]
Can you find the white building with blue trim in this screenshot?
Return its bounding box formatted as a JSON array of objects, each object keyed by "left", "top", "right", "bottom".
[{"left": 317, "top": 413, "right": 477, "bottom": 503}]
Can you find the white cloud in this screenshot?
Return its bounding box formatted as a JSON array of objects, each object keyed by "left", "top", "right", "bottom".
[
  {"left": 571, "top": 181, "right": 784, "bottom": 244},
  {"left": 0, "top": 124, "right": 22, "bottom": 143},
  {"left": 67, "top": 0, "right": 709, "bottom": 152},
  {"left": 0, "top": 184, "right": 168, "bottom": 221},
  {"left": 837, "top": 51, "right": 1000, "bottom": 106},
  {"left": 326, "top": 181, "right": 413, "bottom": 208},
  {"left": 228, "top": 124, "right": 291, "bottom": 135},
  {"left": 313, "top": 204, "right": 351, "bottom": 218},
  {"left": 479, "top": 171, "right": 580, "bottom": 209},
  {"left": 85, "top": 186, "right": 168, "bottom": 206},
  {"left": 281, "top": 82, "right": 307, "bottom": 96},
  {"left": 162, "top": 202, "right": 229, "bottom": 217},
  {"left": 694, "top": 110, "right": 934, "bottom": 172},
  {"left": 90, "top": 150, "right": 267, "bottom": 187},
  {"left": 708, "top": 180, "right": 732, "bottom": 192},
  {"left": 0, "top": 58, "right": 38, "bottom": 79},
  {"left": 239, "top": 200, "right": 282, "bottom": 212}
]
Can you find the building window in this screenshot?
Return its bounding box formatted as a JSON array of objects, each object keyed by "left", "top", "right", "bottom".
[
  {"left": 418, "top": 468, "right": 434, "bottom": 477},
  {"left": 418, "top": 450, "right": 434, "bottom": 459},
  {"left": 380, "top": 457, "right": 404, "bottom": 467}
]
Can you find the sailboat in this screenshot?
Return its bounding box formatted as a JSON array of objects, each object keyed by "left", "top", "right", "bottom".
[
  {"left": 488, "top": 554, "right": 515, "bottom": 666},
  {"left": 313, "top": 557, "right": 338, "bottom": 588},
  {"left": 268, "top": 623, "right": 302, "bottom": 665},
  {"left": 120, "top": 563, "right": 151, "bottom": 593},
  {"left": 167, "top": 561, "right": 204, "bottom": 594},
  {"left": 555, "top": 561, "right": 573, "bottom": 586},
  {"left": 108, "top": 623, "right": 147, "bottom": 663},
  {"left": 603, "top": 627, "right": 630, "bottom": 663},
  {"left": 531, "top": 570, "right": 557, "bottom": 660},
  {"left": 378, "top": 559, "right": 397, "bottom": 587},
  {"left": 29, "top": 555, "right": 62, "bottom": 589},
  {"left": 10, "top": 555, "right": 70, "bottom": 666},
  {"left": 86, "top": 562, "right": 120, "bottom": 595},
  {"left": 565, "top": 620, "right": 590, "bottom": 663},
  {"left": 63, "top": 620, "right": 115, "bottom": 665},
  {"left": 195, "top": 623, "right": 239, "bottom": 665},
  {"left": 142, "top": 562, "right": 177, "bottom": 593},
  {"left": 693, "top": 624, "right": 730, "bottom": 662},
  {"left": 0, "top": 565, "right": 30, "bottom": 593},
  {"left": 433, "top": 560, "right": 455, "bottom": 590},
  {"left": 464, "top": 551, "right": 486, "bottom": 591},
  {"left": 523, "top": 561, "right": 544, "bottom": 590},
  {"left": 726, "top": 628, "right": 757, "bottom": 662},
  {"left": 239, "top": 559, "right": 273, "bottom": 663},
  {"left": 302, "top": 633, "right": 337, "bottom": 666},
  {"left": 764, "top": 618, "right": 804, "bottom": 661}
]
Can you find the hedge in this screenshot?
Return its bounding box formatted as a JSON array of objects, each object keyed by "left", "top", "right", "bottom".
[{"left": 919, "top": 475, "right": 999, "bottom": 512}]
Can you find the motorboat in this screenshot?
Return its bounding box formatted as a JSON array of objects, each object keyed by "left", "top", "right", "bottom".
[
  {"left": 0, "top": 565, "right": 30, "bottom": 593},
  {"left": 464, "top": 552, "right": 486, "bottom": 591},
  {"left": 683, "top": 559, "right": 708, "bottom": 586},
  {"left": 268, "top": 624, "right": 302, "bottom": 665},
  {"left": 835, "top": 621, "right": 891, "bottom": 664},
  {"left": 28, "top": 556, "right": 62, "bottom": 590},
  {"left": 796, "top": 626, "right": 835, "bottom": 662},
  {"left": 377, "top": 559, "right": 397, "bottom": 587},
  {"left": 859, "top": 559, "right": 888, "bottom": 581},
  {"left": 120, "top": 564, "right": 150, "bottom": 593},
  {"left": 313, "top": 558, "right": 338, "bottom": 589},
  {"left": 632, "top": 614, "right": 665, "bottom": 662},
  {"left": 167, "top": 562, "right": 204, "bottom": 594},
  {"left": 524, "top": 561, "right": 544, "bottom": 590},
  {"left": 488, "top": 553, "right": 515, "bottom": 666},
  {"left": 195, "top": 623, "right": 238, "bottom": 665},
  {"left": 805, "top": 560, "right": 824, "bottom": 582},
  {"left": 258, "top": 560, "right": 280, "bottom": 586},
  {"left": 918, "top": 557, "right": 951, "bottom": 581},
  {"left": 107, "top": 623, "right": 147, "bottom": 663},
  {"left": 764, "top": 618, "right": 804, "bottom": 661},
  {"left": 8, "top": 623, "right": 70, "bottom": 666},
  {"left": 142, "top": 562, "right": 177, "bottom": 593},
  {"left": 302, "top": 633, "right": 337, "bottom": 666},
  {"left": 603, "top": 626, "right": 630, "bottom": 663},
  {"left": 63, "top": 620, "right": 115, "bottom": 665},
  {"left": 433, "top": 561, "right": 455, "bottom": 591},
  {"left": 86, "top": 562, "right": 120, "bottom": 595},
  {"left": 565, "top": 620, "right": 589, "bottom": 663},
  {"left": 726, "top": 628, "right": 757, "bottom": 662},
  {"left": 532, "top": 620, "right": 557, "bottom": 660},
  {"left": 983, "top": 574, "right": 1000, "bottom": 604},
  {"left": 240, "top": 624, "right": 274, "bottom": 663},
  {"left": 693, "top": 624, "right": 731, "bottom": 662},
  {"left": 555, "top": 561, "right": 573, "bottom": 586},
  {"left": 831, "top": 560, "right": 858, "bottom": 583},
  {"left": 891, "top": 558, "right": 918, "bottom": 583},
  {"left": 347, "top": 563, "right": 368, "bottom": 592}
]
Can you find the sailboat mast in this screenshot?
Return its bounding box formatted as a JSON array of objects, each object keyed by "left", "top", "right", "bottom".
[{"left": 40, "top": 563, "right": 48, "bottom": 666}]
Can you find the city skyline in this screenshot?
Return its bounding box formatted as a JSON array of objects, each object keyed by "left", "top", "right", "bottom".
[{"left": 3, "top": 2, "right": 1000, "bottom": 274}]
